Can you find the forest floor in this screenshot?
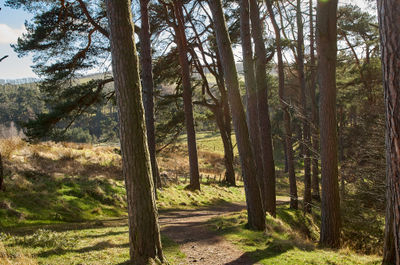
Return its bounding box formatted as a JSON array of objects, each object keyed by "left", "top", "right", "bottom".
[
  {"left": 160, "top": 202, "right": 251, "bottom": 264},
  {"left": 0, "top": 136, "right": 383, "bottom": 264}
]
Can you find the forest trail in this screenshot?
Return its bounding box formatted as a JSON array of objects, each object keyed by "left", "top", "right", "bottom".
[
  {"left": 159, "top": 199, "right": 290, "bottom": 265},
  {"left": 3, "top": 199, "right": 290, "bottom": 265}
]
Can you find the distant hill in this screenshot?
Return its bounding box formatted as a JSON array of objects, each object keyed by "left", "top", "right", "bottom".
[{"left": 0, "top": 77, "right": 40, "bottom": 85}]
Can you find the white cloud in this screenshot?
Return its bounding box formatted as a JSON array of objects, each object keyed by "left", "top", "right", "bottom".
[{"left": 0, "top": 24, "right": 25, "bottom": 44}]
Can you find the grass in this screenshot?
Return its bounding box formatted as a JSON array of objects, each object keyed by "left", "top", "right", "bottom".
[
  {"left": 0, "top": 224, "right": 184, "bottom": 265},
  {"left": 157, "top": 183, "right": 245, "bottom": 209},
  {"left": 209, "top": 207, "right": 381, "bottom": 265},
  {"left": 0, "top": 137, "right": 387, "bottom": 264},
  {"left": 180, "top": 131, "right": 238, "bottom": 155}
]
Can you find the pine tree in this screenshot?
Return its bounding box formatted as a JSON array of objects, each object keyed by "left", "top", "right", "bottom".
[{"left": 106, "top": 0, "right": 164, "bottom": 263}]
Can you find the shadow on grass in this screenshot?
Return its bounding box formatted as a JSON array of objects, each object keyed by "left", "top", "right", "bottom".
[
  {"left": 38, "top": 241, "right": 129, "bottom": 258},
  {"left": 4, "top": 218, "right": 128, "bottom": 236},
  {"left": 225, "top": 244, "right": 295, "bottom": 265},
  {"left": 209, "top": 209, "right": 316, "bottom": 265}
]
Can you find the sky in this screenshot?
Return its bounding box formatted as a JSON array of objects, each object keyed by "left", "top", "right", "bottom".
[
  {"left": 0, "top": 0, "right": 374, "bottom": 80},
  {"left": 0, "top": 1, "right": 36, "bottom": 79}
]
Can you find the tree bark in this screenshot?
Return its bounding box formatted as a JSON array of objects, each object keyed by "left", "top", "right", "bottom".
[
  {"left": 139, "top": 0, "right": 161, "bottom": 190},
  {"left": 316, "top": 0, "right": 341, "bottom": 249},
  {"left": 249, "top": 0, "right": 276, "bottom": 217},
  {"left": 209, "top": 0, "right": 266, "bottom": 230},
  {"left": 309, "top": 0, "right": 320, "bottom": 202},
  {"left": 239, "top": 0, "right": 265, "bottom": 211},
  {"left": 265, "top": 0, "right": 298, "bottom": 209},
  {"left": 296, "top": 0, "right": 311, "bottom": 214},
  {"left": 173, "top": 0, "right": 201, "bottom": 190},
  {"left": 383, "top": 133, "right": 395, "bottom": 265},
  {"left": 338, "top": 104, "right": 345, "bottom": 199},
  {"left": 105, "top": 1, "right": 164, "bottom": 263},
  {"left": 378, "top": 0, "right": 400, "bottom": 263},
  {"left": 215, "top": 107, "right": 236, "bottom": 186},
  {"left": 217, "top": 51, "right": 236, "bottom": 186}
]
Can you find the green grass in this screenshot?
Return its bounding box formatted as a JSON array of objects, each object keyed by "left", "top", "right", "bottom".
[
  {"left": 0, "top": 173, "right": 127, "bottom": 227},
  {"left": 0, "top": 223, "right": 184, "bottom": 264},
  {"left": 0, "top": 139, "right": 386, "bottom": 264},
  {"left": 208, "top": 207, "right": 380, "bottom": 265},
  {"left": 177, "top": 131, "right": 238, "bottom": 155},
  {"left": 157, "top": 183, "right": 245, "bottom": 209}
]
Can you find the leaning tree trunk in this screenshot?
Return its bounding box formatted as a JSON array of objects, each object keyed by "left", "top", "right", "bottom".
[
  {"left": 378, "top": 0, "right": 400, "bottom": 263},
  {"left": 209, "top": 0, "right": 266, "bottom": 231},
  {"left": 265, "top": 0, "right": 298, "bottom": 210},
  {"left": 249, "top": 0, "right": 276, "bottom": 217},
  {"left": 139, "top": 0, "right": 161, "bottom": 190},
  {"left": 309, "top": 0, "right": 320, "bottom": 202},
  {"left": 316, "top": 0, "right": 341, "bottom": 249},
  {"left": 239, "top": 0, "right": 266, "bottom": 211},
  {"left": 173, "top": 0, "right": 201, "bottom": 190},
  {"left": 296, "top": 0, "right": 311, "bottom": 213},
  {"left": 105, "top": 1, "right": 164, "bottom": 263}
]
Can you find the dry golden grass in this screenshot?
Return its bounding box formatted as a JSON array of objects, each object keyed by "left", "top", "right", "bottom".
[
  {"left": 2, "top": 139, "right": 122, "bottom": 182},
  {"left": 0, "top": 138, "right": 26, "bottom": 159},
  {"left": 158, "top": 144, "right": 233, "bottom": 179},
  {"left": 0, "top": 242, "right": 37, "bottom": 265}
]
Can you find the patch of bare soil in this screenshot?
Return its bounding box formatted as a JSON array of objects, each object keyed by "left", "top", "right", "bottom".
[{"left": 159, "top": 203, "right": 258, "bottom": 265}]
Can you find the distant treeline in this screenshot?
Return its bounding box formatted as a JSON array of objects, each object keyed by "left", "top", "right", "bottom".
[{"left": 0, "top": 81, "right": 217, "bottom": 143}]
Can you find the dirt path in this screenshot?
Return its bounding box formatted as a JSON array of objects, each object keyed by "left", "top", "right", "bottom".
[
  {"left": 159, "top": 203, "right": 256, "bottom": 265},
  {"left": 5, "top": 200, "right": 290, "bottom": 264}
]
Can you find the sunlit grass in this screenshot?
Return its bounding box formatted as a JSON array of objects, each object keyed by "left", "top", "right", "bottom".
[{"left": 209, "top": 208, "right": 381, "bottom": 265}]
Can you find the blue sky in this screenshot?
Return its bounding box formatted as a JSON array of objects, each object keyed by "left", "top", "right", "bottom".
[{"left": 0, "top": 1, "right": 35, "bottom": 79}]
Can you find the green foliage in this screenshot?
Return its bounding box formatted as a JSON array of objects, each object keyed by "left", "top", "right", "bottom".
[{"left": 0, "top": 84, "right": 44, "bottom": 131}]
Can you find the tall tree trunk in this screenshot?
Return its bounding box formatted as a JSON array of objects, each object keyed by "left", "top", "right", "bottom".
[
  {"left": 378, "top": 0, "right": 400, "bottom": 263},
  {"left": 249, "top": 0, "right": 276, "bottom": 217},
  {"left": 383, "top": 134, "right": 396, "bottom": 264},
  {"left": 309, "top": 0, "right": 320, "bottom": 202},
  {"left": 105, "top": 0, "right": 164, "bottom": 263},
  {"left": 173, "top": 0, "right": 201, "bottom": 190},
  {"left": 296, "top": 0, "right": 311, "bottom": 213},
  {"left": 218, "top": 53, "right": 236, "bottom": 186},
  {"left": 239, "top": 0, "right": 266, "bottom": 211},
  {"left": 265, "top": 0, "right": 298, "bottom": 209},
  {"left": 209, "top": 0, "right": 266, "bottom": 230},
  {"left": 139, "top": 0, "right": 161, "bottom": 190},
  {"left": 338, "top": 104, "right": 345, "bottom": 199},
  {"left": 316, "top": 0, "right": 341, "bottom": 249},
  {"left": 383, "top": 113, "right": 396, "bottom": 265},
  {"left": 215, "top": 107, "right": 236, "bottom": 186},
  {"left": 283, "top": 139, "right": 288, "bottom": 173}
]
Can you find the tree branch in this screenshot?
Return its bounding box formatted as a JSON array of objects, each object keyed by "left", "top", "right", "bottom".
[
  {"left": 0, "top": 55, "right": 8, "bottom": 62},
  {"left": 76, "top": 0, "right": 109, "bottom": 39}
]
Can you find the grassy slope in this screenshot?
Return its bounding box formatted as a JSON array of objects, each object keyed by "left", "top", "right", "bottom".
[
  {"left": 0, "top": 136, "right": 382, "bottom": 264},
  {"left": 209, "top": 209, "right": 380, "bottom": 265}
]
